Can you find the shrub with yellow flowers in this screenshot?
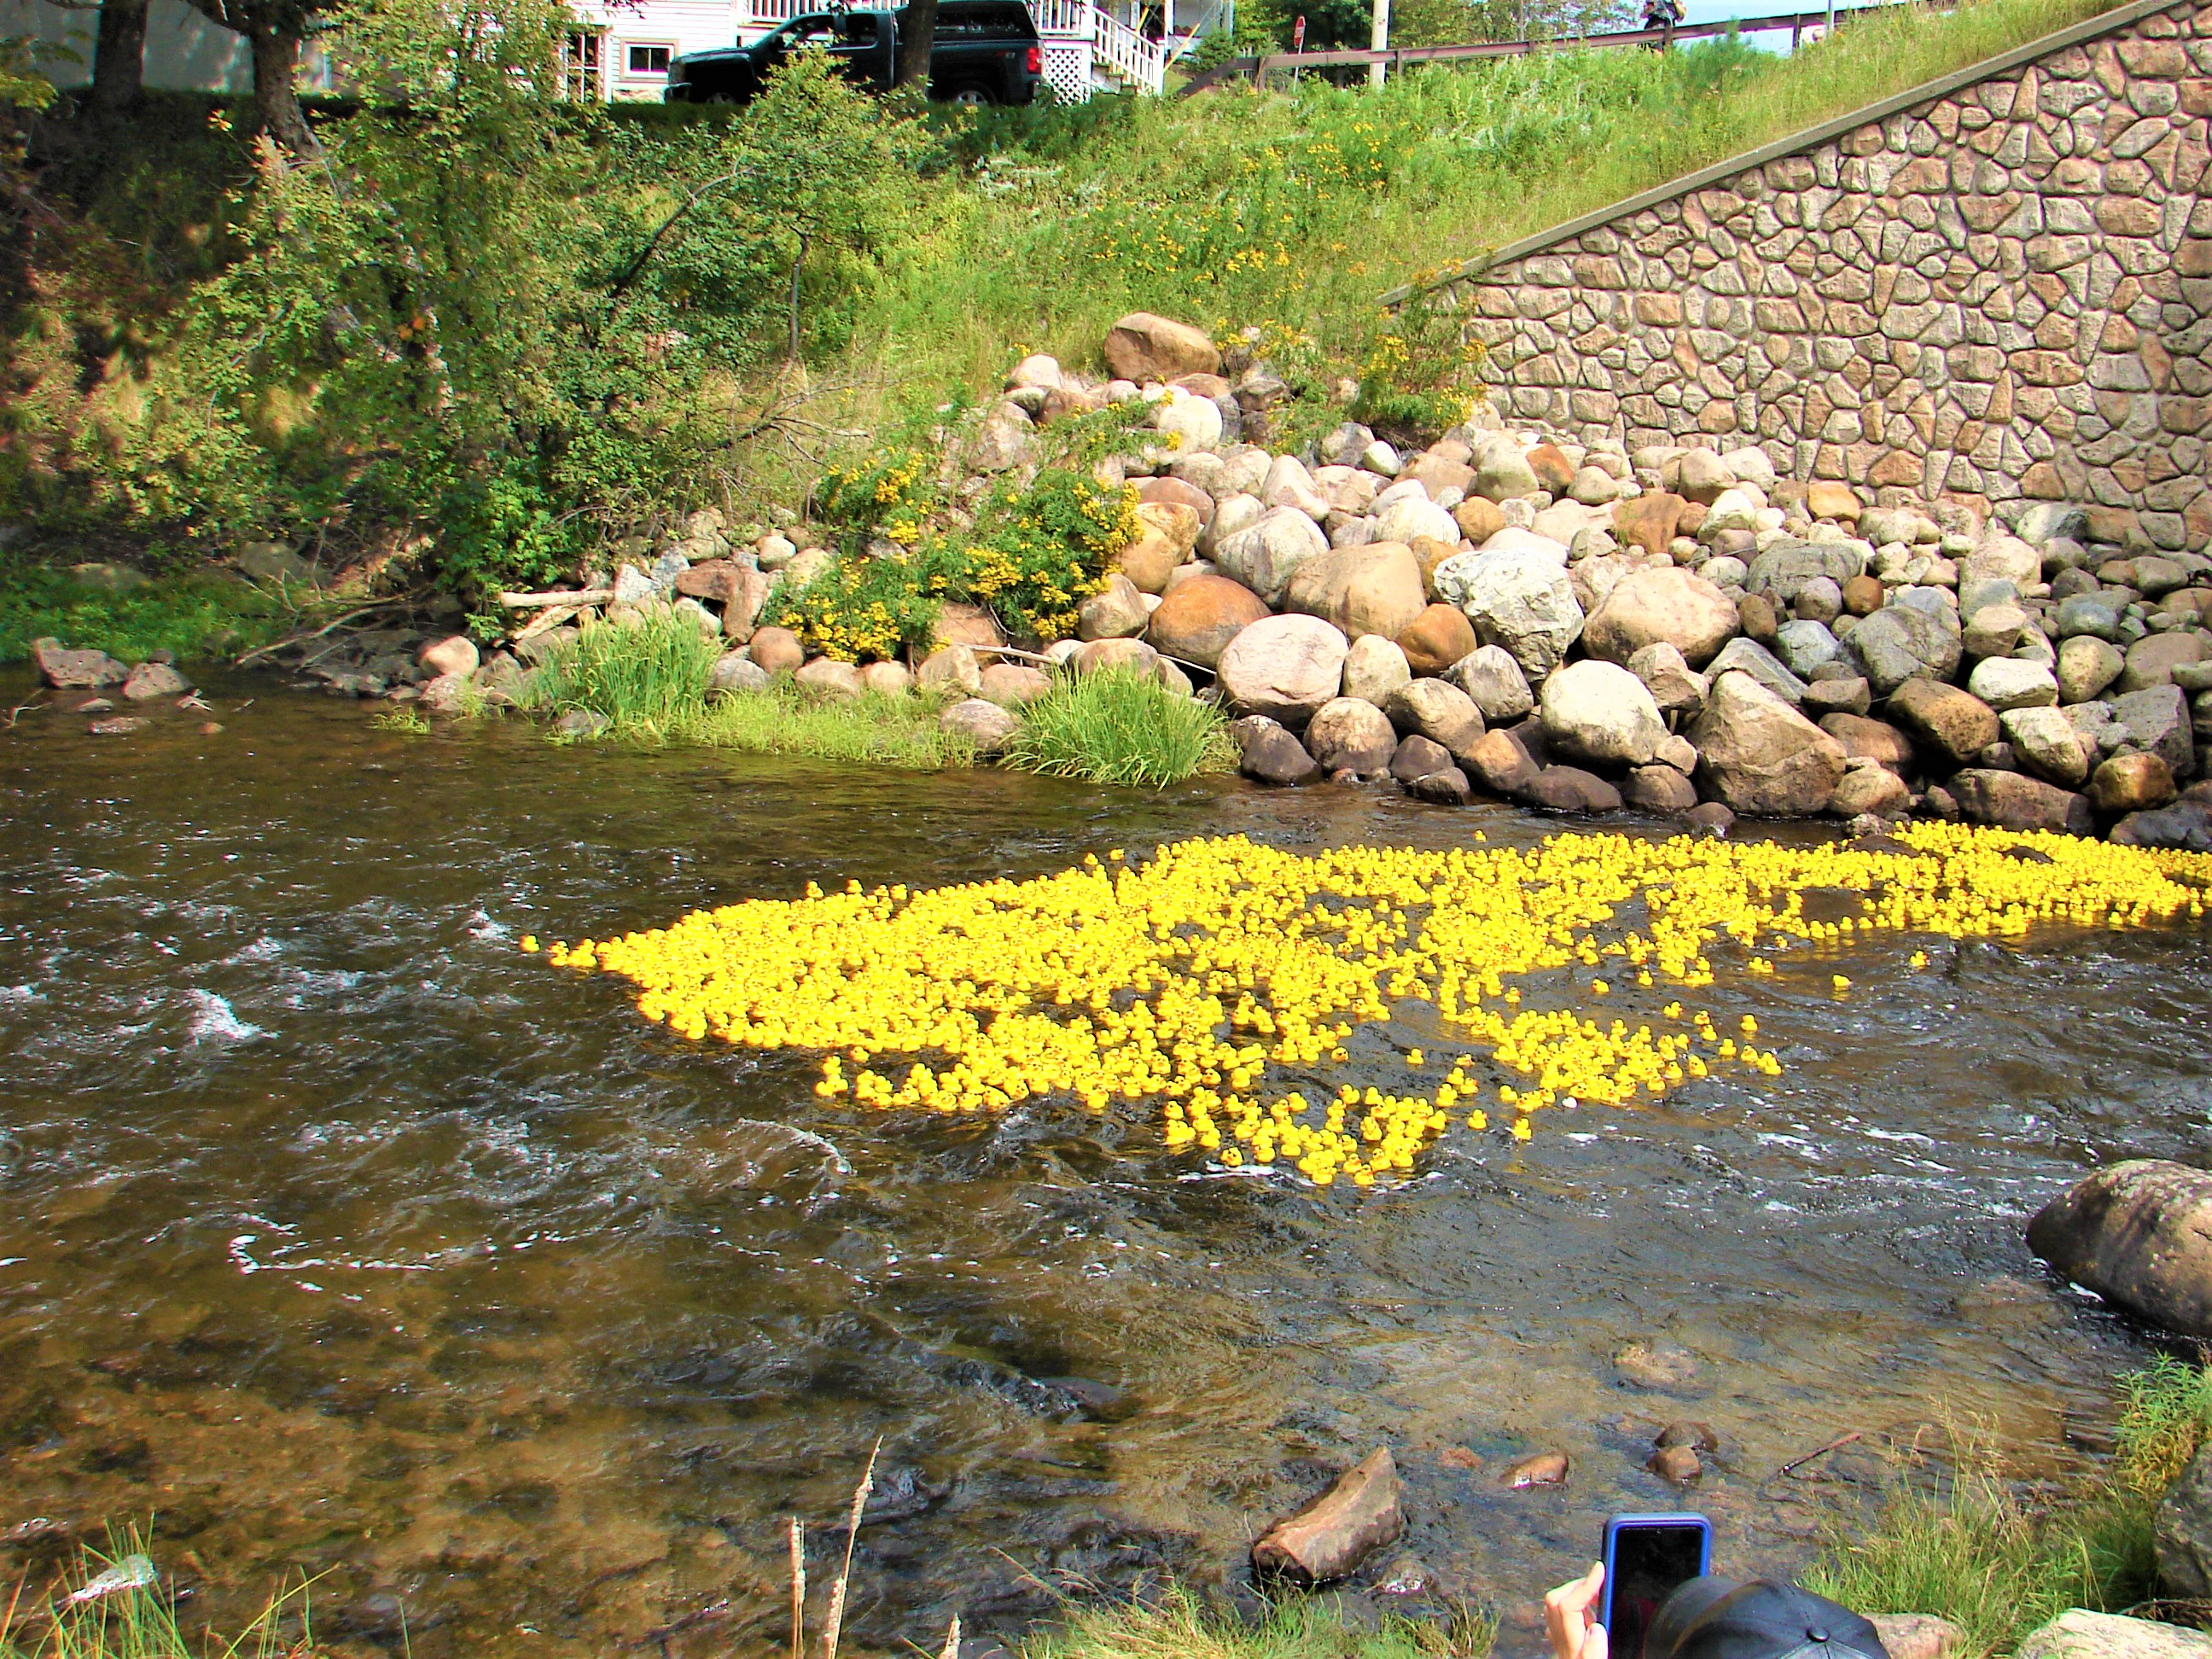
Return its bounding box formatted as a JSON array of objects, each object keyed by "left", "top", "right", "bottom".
[{"left": 532, "top": 824, "right": 2212, "bottom": 1190}]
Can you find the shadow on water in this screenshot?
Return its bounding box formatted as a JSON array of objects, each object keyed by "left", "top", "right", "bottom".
[{"left": 3, "top": 676, "right": 2209, "bottom": 1656}]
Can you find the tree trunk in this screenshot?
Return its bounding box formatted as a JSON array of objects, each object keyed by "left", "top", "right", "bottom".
[
  {"left": 250, "top": 18, "right": 317, "bottom": 154},
  {"left": 90, "top": 0, "right": 150, "bottom": 116},
  {"left": 893, "top": 0, "right": 937, "bottom": 88}
]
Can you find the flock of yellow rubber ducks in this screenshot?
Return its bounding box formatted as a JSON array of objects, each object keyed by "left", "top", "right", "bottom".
[{"left": 525, "top": 824, "right": 2212, "bottom": 1189}]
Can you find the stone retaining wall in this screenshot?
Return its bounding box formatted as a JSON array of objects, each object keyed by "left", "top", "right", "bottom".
[{"left": 1435, "top": 0, "right": 2212, "bottom": 551}]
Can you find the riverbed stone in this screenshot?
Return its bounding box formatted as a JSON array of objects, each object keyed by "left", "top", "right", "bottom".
[
  {"left": 1889, "top": 679, "right": 2000, "bottom": 768},
  {"left": 1074, "top": 638, "right": 1161, "bottom": 679},
  {"left": 1849, "top": 604, "right": 1965, "bottom": 696},
  {"left": 1252, "top": 1448, "right": 1403, "bottom": 1585},
  {"left": 1390, "top": 733, "right": 1454, "bottom": 784},
  {"left": 1464, "top": 728, "right": 1540, "bottom": 799},
  {"left": 940, "top": 696, "right": 1020, "bottom": 754},
  {"left": 1214, "top": 507, "right": 1330, "bottom": 606},
  {"left": 1288, "top": 543, "right": 1428, "bottom": 643},
  {"left": 1237, "top": 717, "right": 1322, "bottom": 786},
  {"left": 1409, "top": 766, "right": 1474, "bottom": 804},
  {"left": 119, "top": 661, "right": 192, "bottom": 701},
  {"left": 1341, "top": 634, "right": 1412, "bottom": 707},
  {"left": 1950, "top": 770, "right": 2093, "bottom": 834},
  {"left": 1541, "top": 661, "right": 1667, "bottom": 770},
  {"left": 1625, "top": 764, "right": 1699, "bottom": 815},
  {"left": 1528, "top": 765, "right": 1623, "bottom": 813},
  {"left": 2059, "top": 636, "right": 2127, "bottom": 704},
  {"left": 1803, "top": 677, "right": 1871, "bottom": 719},
  {"left": 860, "top": 661, "right": 915, "bottom": 697},
  {"left": 2114, "top": 685, "right": 2197, "bottom": 776},
  {"left": 795, "top": 658, "right": 864, "bottom": 701},
  {"left": 1217, "top": 614, "right": 1352, "bottom": 729},
  {"left": 1966, "top": 658, "right": 2061, "bottom": 713},
  {"left": 2123, "top": 635, "right": 2209, "bottom": 695},
  {"left": 2029, "top": 1162, "right": 2212, "bottom": 1341},
  {"left": 1627, "top": 642, "right": 1710, "bottom": 720},
  {"left": 2090, "top": 753, "right": 2179, "bottom": 813},
  {"left": 1435, "top": 548, "right": 1584, "bottom": 678},
  {"left": 1384, "top": 678, "right": 1486, "bottom": 761},
  {"left": 1689, "top": 672, "right": 1846, "bottom": 817},
  {"left": 1447, "top": 645, "right": 1536, "bottom": 724},
  {"left": 1705, "top": 637, "right": 1808, "bottom": 706},
  {"left": 30, "top": 638, "right": 129, "bottom": 689},
  {"left": 2015, "top": 1611, "right": 2212, "bottom": 1659},
  {"left": 1306, "top": 698, "right": 1398, "bottom": 774},
  {"left": 2002, "top": 707, "right": 2090, "bottom": 788},
  {"left": 1146, "top": 574, "right": 1270, "bottom": 671},
  {"left": 1398, "top": 604, "right": 1479, "bottom": 678},
  {"left": 1582, "top": 568, "right": 1738, "bottom": 668},
  {"left": 709, "top": 653, "right": 771, "bottom": 696},
  {"left": 917, "top": 644, "right": 984, "bottom": 696}
]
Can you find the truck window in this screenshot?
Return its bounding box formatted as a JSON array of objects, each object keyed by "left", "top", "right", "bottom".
[{"left": 836, "top": 13, "right": 881, "bottom": 42}]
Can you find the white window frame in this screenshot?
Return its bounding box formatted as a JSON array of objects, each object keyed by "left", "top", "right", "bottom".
[{"left": 623, "top": 40, "right": 675, "bottom": 76}]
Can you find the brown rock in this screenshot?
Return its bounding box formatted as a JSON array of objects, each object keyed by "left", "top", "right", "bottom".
[
  {"left": 1286, "top": 543, "right": 1427, "bottom": 643},
  {"left": 418, "top": 635, "right": 480, "bottom": 678},
  {"left": 1074, "top": 637, "right": 1161, "bottom": 678},
  {"left": 1501, "top": 1452, "right": 1571, "bottom": 1489},
  {"left": 1409, "top": 536, "right": 1461, "bottom": 601},
  {"left": 1390, "top": 733, "right": 1455, "bottom": 783},
  {"left": 1820, "top": 712, "right": 1916, "bottom": 770},
  {"left": 1626, "top": 764, "right": 1699, "bottom": 814},
  {"left": 2028, "top": 1161, "right": 2212, "bottom": 1338},
  {"left": 1806, "top": 480, "right": 1863, "bottom": 521},
  {"left": 1238, "top": 718, "right": 1322, "bottom": 786},
  {"left": 1103, "top": 312, "right": 1220, "bottom": 383},
  {"left": 1437, "top": 1447, "right": 1482, "bottom": 1471},
  {"left": 1736, "top": 592, "right": 1779, "bottom": 647},
  {"left": 1146, "top": 575, "right": 1271, "bottom": 671},
  {"left": 120, "top": 661, "right": 192, "bottom": 701},
  {"left": 1216, "top": 614, "right": 1351, "bottom": 728},
  {"left": 1888, "top": 678, "right": 2001, "bottom": 767},
  {"left": 1867, "top": 1615, "right": 1964, "bottom": 1659},
  {"left": 1803, "top": 677, "right": 1872, "bottom": 719},
  {"left": 748, "top": 626, "right": 806, "bottom": 676},
  {"left": 88, "top": 714, "right": 149, "bottom": 735},
  {"left": 1688, "top": 672, "right": 1847, "bottom": 816},
  {"left": 1829, "top": 765, "right": 1912, "bottom": 819},
  {"left": 979, "top": 663, "right": 1051, "bottom": 707},
  {"left": 932, "top": 602, "right": 1007, "bottom": 652},
  {"left": 795, "top": 658, "right": 864, "bottom": 701},
  {"left": 859, "top": 661, "right": 913, "bottom": 697},
  {"left": 1305, "top": 697, "right": 1398, "bottom": 774},
  {"left": 1079, "top": 573, "right": 1151, "bottom": 641},
  {"left": 1452, "top": 497, "right": 1507, "bottom": 549},
  {"left": 1250, "top": 1448, "right": 1404, "bottom": 1584},
  {"left": 1398, "top": 604, "right": 1478, "bottom": 677},
  {"left": 1611, "top": 492, "right": 1689, "bottom": 559},
  {"left": 1526, "top": 445, "right": 1575, "bottom": 493},
  {"left": 1583, "top": 568, "right": 1740, "bottom": 667},
  {"left": 1119, "top": 504, "right": 1202, "bottom": 594},
  {"left": 1410, "top": 766, "right": 1474, "bottom": 804},
  {"left": 917, "top": 644, "right": 984, "bottom": 696},
  {"left": 1138, "top": 476, "right": 1216, "bottom": 526},
  {"left": 1528, "top": 765, "right": 1623, "bottom": 813},
  {"left": 1171, "top": 371, "right": 1231, "bottom": 400},
  {"left": 1648, "top": 1447, "right": 1703, "bottom": 1484},
  {"left": 675, "top": 561, "right": 747, "bottom": 604},
  {"left": 940, "top": 696, "right": 1019, "bottom": 754},
  {"left": 1464, "top": 729, "right": 1540, "bottom": 799},
  {"left": 1656, "top": 1421, "right": 1720, "bottom": 1452},
  {"left": 2091, "top": 753, "right": 2178, "bottom": 813},
  {"left": 31, "top": 638, "right": 130, "bottom": 690},
  {"left": 1842, "top": 574, "right": 1886, "bottom": 616},
  {"left": 1383, "top": 678, "right": 1486, "bottom": 760},
  {"left": 1949, "top": 769, "right": 2093, "bottom": 833}
]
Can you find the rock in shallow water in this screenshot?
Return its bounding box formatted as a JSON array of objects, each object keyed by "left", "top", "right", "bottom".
[
  {"left": 2028, "top": 1161, "right": 2212, "bottom": 1339},
  {"left": 1250, "top": 1447, "right": 1402, "bottom": 1584}
]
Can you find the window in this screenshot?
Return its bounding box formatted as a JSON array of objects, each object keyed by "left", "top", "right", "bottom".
[
  {"left": 627, "top": 43, "right": 672, "bottom": 73},
  {"left": 562, "top": 29, "right": 604, "bottom": 97}
]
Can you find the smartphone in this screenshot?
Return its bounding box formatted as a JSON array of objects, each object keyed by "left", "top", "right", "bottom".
[{"left": 1600, "top": 1512, "right": 1713, "bottom": 1659}]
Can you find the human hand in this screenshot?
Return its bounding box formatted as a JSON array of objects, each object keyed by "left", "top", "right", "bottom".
[{"left": 1544, "top": 1562, "right": 1610, "bottom": 1659}]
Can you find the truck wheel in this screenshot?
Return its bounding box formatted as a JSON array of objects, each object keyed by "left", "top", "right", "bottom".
[{"left": 943, "top": 83, "right": 998, "bottom": 105}]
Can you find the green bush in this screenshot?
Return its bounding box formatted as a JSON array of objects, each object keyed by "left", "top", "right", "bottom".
[
  {"left": 0, "top": 564, "right": 295, "bottom": 664},
  {"left": 1004, "top": 669, "right": 1237, "bottom": 789},
  {"left": 517, "top": 608, "right": 722, "bottom": 735}
]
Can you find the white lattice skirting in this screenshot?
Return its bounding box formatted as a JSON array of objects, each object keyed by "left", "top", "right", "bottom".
[{"left": 1040, "top": 38, "right": 1094, "bottom": 100}]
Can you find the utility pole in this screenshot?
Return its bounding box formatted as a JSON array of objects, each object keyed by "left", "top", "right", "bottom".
[{"left": 1369, "top": 0, "right": 1388, "bottom": 84}]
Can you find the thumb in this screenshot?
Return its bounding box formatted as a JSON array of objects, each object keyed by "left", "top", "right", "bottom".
[{"left": 1587, "top": 1623, "right": 1610, "bottom": 1659}]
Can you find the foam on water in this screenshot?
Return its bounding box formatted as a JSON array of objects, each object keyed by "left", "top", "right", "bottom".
[{"left": 185, "top": 989, "right": 265, "bottom": 1044}]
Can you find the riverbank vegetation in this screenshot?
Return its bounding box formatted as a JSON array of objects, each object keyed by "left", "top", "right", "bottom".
[
  {"left": 1805, "top": 1355, "right": 2212, "bottom": 1658},
  {"left": 1003, "top": 670, "right": 1237, "bottom": 789},
  {"left": 0, "top": 560, "right": 294, "bottom": 665},
  {"left": 3, "top": 0, "right": 2122, "bottom": 641}
]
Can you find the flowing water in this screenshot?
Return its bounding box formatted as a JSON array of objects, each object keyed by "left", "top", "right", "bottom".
[{"left": 4, "top": 676, "right": 2211, "bottom": 1659}]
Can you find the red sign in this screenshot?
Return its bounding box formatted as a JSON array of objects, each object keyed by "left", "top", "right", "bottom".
[{"left": 1291, "top": 14, "right": 1306, "bottom": 47}]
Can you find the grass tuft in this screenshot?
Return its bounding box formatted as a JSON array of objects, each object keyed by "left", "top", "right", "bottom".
[
  {"left": 517, "top": 609, "right": 723, "bottom": 736},
  {"left": 1023, "top": 1584, "right": 1495, "bottom": 1659},
  {"left": 1003, "top": 672, "right": 1237, "bottom": 789},
  {"left": 0, "top": 1528, "right": 311, "bottom": 1659},
  {"left": 0, "top": 566, "right": 297, "bottom": 666},
  {"left": 675, "top": 684, "right": 977, "bottom": 769},
  {"left": 1805, "top": 1358, "right": 2212, "bottom": 1659}
]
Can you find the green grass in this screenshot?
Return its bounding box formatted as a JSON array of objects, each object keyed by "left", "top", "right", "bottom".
[
  {"left": 673, "top": 684, "right": 979, "bottom": 768},
  {"left": 516, "top": 609, "right": 724, "bottom": 736},
  {"left": 1804, "top": 1359, "right": 2212, "bottom": 1658},
  {"left": 0, "top": 565, "right": 298, "bottom": 666},
  {"left": 0, "top": 1530, "right": 308, "bottom": 1659},
  {"left": 1024, "top": 1584, "right": 1494, "bottom": 1659},
  {"left": 1003, "top": 670, "right": 1237, "bottom": 789},
  {"left": 840, "top": 0, "right": 2121, "bottom": 416}
]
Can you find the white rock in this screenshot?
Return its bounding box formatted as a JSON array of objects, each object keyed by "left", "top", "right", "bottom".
[
  {"left": 1213, "top": 506, "right": 1330, "bottom": 607},
  {"left": 1216, "top": 614, "right": 1352, "bottom": 727},
  {"left": 1540, "top": 660, "right": 1668, "bottom": 768},
  {"left": 1341, "top": 633, "right": 1412, "bottom": 705},
  {"left": 1373, "top": 494, "right": 1458, "bottom": 547},
  {"left": 1968, "top": 656, "right": 2061, "bottom": 712},
  {"left": 1433, "top": 548, "right": 1585, "bottom": 678}
]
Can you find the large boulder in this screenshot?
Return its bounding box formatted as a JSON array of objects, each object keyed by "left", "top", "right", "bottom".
[
  {"left": 1540, "top": 660, "right": 1668, "bottom": 770},
  {"left": 1217, "top": 615, "right": 1351, "bottom": 729},
  {"left": 1251, "top": 1448, "right": 1403, "bottom": 1585},
  {"left": 1820, "top": 711, "right": 1916, "bottom": 771},
  {"left": 1528, "top": 766, "right": 1624, "bottom": 813},
  {"left": 1103, "top": 312, "right": 1220, "bottom": 383},
  {"left": 1612, "top": 492, "right": 1689, "bottom": 559},
  {"left": 1627, "top": 642, "right": 1711, "bottom": 719},
  {"left": 1372, "top": 495, "right": 1460, "bottom": 549},
  {"left": 2028, "top": 1161, "right": 2212, "bottom": 1339},
  {"left": 1285, "top": 543, "right": 1428, "bottom": 642},
  {"left": 1949, "top": 770, "right": 2093, "bottom": 834},
  {"left": 1688, "top": 671, "right": 1848, "bottom": 816},
  {"left": 1237, "top": 716, "right": 1322, "bottom": 786},
  {"left": 120, "top": 661, "right": 192, "bottom": 701},
  {"left": 2114, "top": 684, "right": 2196, "bottom": 776},
  {"left": 1214, "top": 507, "right": 1330, "bottom": 606},
  {"left": 1340, "top": 634, "right": 1412, "bottom": 706},
  {"left": 1966, "top": 657, "right": 2060, "bottom": 712},
  {"left": 1118, "top": 502, "right": 1202, "bottom": 593},
  {"left": 1146, "top": 574, "right": 1270, "bottom": 671},
  {"left": 1447, "top": 645, "right": 1535, "bottom": 724},
  {"left": 1383, "top": 678, "right": 1485, "bottom": 761},
  {"left": 2091, "top": 753, "right": 2179, "bottom": 813},
  {"left": 1470, "top": 441, "right": 1540, "bottom": 503},
  {"left": 941, "top": 696, "right": 1020, "bottom": 754},
  {"left": 1434, "top": 548, "right": 1585, "bottom": 678},
  {"left": 2159, "top": 1447, "right": 2212, "bottom": 1601},
  {"left": 1887, "top": 678, "right": 2000, "bottom": 768},
  {"left": 1848, "top": 603, "right": 1965, "bottom": 696},
  {"left": 2059, "top": 635, "right": 2127, "bottom": 703},
  {"left": 2014, "top": 1611, "right": 2212, "bottom": 1659},
  {"left": 1582, "top": 568, "right": 1739, "bottom": 667},
  {"left": 1078, "top": 573, "right": 1150, "bottom": 641},
  {"left": 1305, "top": 698, "right": 1398, "bottom": 774},
  {"left": 2002, "top": 705, "right": 2091, "bottom": 787},
  {"left": 1746, "top": 539, "right": 1866, "bottom": 606},
  {"left": 29, "top": 638, "right": 128, "bottom": 689},
  {"left": 1464, "top": 729, "right": 1540, "bottom": 798}
]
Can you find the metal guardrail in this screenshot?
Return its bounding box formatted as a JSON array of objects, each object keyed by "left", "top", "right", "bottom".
[{"left": 1176, "top": 0, "right": 1935, "bottom": 92}]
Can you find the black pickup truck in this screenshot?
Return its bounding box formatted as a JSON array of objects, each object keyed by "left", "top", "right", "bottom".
[{"left": 664, "top": 1, "right": 1045, "bottom": 106}]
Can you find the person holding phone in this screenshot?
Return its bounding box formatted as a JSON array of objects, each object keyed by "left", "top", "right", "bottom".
[{"left": 1546, "top": 1527, "right": 1889, "bottom": 1659}]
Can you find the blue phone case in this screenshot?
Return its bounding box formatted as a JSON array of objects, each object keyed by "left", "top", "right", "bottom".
[{"left": 1599, "top": 1512, "right": 1713, "bottom": 1636}]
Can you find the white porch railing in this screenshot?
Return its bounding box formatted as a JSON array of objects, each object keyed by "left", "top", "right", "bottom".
[
  {"left": 748, "top": 0, "right": 805, "bottom": 23},
  {"left": 1023, "top": 0, "right": 1165, "bottom": 94}
]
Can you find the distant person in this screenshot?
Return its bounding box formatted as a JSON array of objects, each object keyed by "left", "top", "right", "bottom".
[
  {"left": 1546, "top": 1564, "right": 1892, "bottom": 1659},
  {"left": 1641, "top": 0, "right": 1681, "bottom": 47}
]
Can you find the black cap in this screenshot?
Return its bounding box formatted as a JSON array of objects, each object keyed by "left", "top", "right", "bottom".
[{"left": 1646, "top": 1579, "right": 1891, "bottom": 1659}]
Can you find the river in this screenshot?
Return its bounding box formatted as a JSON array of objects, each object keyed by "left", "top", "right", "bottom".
[{"left": 3, "top": 677, "right": 2207, "bottom": 1659}]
